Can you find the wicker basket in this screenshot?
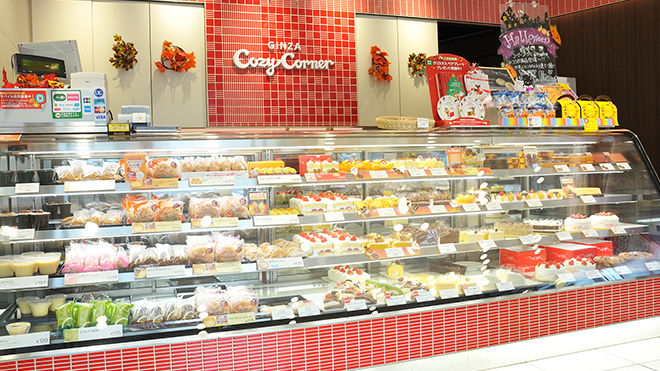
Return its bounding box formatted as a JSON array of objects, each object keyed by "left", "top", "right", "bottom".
[{"left": 376, "top": 116, "right": 435, "bottom": 131}]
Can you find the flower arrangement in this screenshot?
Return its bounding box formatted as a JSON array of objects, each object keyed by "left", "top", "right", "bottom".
[
  {"left": 2, "top": 68, "right": 63, "bottom": 89},
  {"left": 109, "top": 34, "right": 138, "bottom": 71},
  {"left": 407, "top": 53, "right": 427, "bottom": 77},
  {"left": 155, "top": 40, "right": 196, "bottom": 73},
  {"left": 368, "top": 45, "right": 392, "bottom": 82}
]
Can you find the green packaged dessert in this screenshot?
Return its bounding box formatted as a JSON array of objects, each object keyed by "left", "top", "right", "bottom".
[
  {"left": 90, "top": 300, "right": 110, "bottom": 326},
  {"left": 55, "top": 301, "right": 74, "bottom": 331},
  {"left": 74, "top": 303, "right": 92, "bottom": 328},
  {"left": 110, "top": 301, "right": 134, "bottom": 326}
]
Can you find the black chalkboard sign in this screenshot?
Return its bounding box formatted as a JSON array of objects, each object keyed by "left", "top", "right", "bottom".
[{"left": 480, "top": 67, "right": 515, "bottom": 90}]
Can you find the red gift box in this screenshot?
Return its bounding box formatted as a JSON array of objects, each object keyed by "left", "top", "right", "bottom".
[
  {"left": 541, "top": 243, "right": 597, "bottom": 262},
  {"left": 572, "top": 239, "right": 614, "bottom": 257},
  {"left": 500, "top": 247, "right": 546, "bottom": 274}
]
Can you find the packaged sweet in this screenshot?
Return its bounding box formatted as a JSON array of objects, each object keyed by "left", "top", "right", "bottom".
[
  {"left": 101, "top": 162, "right": 121, "bottom": 180},
  {"left": 102, "top": 209, "right": 125, "bottom": 226},
  {"left": 110, "top": 301, "right": 133, "bottom": 326},
  {"left": 180, "top": 297, "right": 197, "bottom": 320},
  {"left": 170, "top": 244, "right": 189, "bottom": 265},
  {"left": 127, "top": 243, "right": 146, "bottom": 268},
  {"left": 90, "top": 299, "right": 110, "bottom": 326},
  {"left": 147, "top": 301, "right": 166, "bottom": 323},
  {"left": 213, "top": 233, "right": 245, "bottom": 262},
  {"left": 55, "top": 301, "right": 74, "bottom": 331},
  {"left": 142, "top": 247, "right": 158, "bottom": 265},
  {"left": 216, "top": 194, "right": 249, "bottom": 218},
  {"left": 226, "top": 286, "right": 258, "bottom": 314},
  {"left": 130, "top": 300, "right": 150, "bottom": 325},
  {"left": 186, "top": 235, "right": 215, "bottom": 264},
  {"left": 69, "top": 160, "right": 86, "bottom": 181},
  {"left": 81, "top": 164, "right": 102, "bottom": 180},
  {"left": 194, "top": 286, "right": 229, "bottom": 315},
  {"left": 55, "top": 166, "right": 76, "bottom": 182},
  {"left": 155, "top": 243, "right": 172, "bottom": 265},
  {"left": 148, "top": 158, "right": 181, "bottom": 179},
  {"left": 73, "top": 302, "right": 92, "bottom": 328},
  {"left": 156, "top": 197, "right": 184, "bottom": 222},
  {"left": 188, "top": 196, "right": 222, "bottom": 219},
  {"left": 163, "top": 298, "right": 182, "bottom": 322}
]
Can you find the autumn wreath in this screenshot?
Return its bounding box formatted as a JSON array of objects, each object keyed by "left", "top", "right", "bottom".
[
  {"left": 155, "top": 40, "right": 196, "bottom": 73},
  {"left": 407, "top": 53, "right": 427, "bottom": 77},
  {"left": 109, "top": 34, "right": 138, "bottom": 71},
  {"left": 368, "top": 45, "right": 392, "bottom": 82}
]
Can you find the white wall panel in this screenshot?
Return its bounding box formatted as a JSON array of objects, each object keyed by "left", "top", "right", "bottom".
[{"left": 0, "top": 0, "right": 32, "bottom": 82}]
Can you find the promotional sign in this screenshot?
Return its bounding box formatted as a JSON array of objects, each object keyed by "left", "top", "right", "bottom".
[{"left": 425, "top": 54, "right": 470, "bottom": 123}]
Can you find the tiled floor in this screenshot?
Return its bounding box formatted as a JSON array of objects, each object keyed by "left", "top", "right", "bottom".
[{"left": 486, "top": 336, "right": 660, "bottom": 371}]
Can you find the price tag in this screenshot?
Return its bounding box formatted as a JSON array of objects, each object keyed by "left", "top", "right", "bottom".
[
  {"left": 554, "top": 165, "right": 570, "bottom": 173},
  {"left": 14, "top": 183, "right": 39, "bottom": 194},
  {"left": 407, "top": 169, "right": 428, "bottom": 177},
  {"left": 529, "top": 117, "right": 543, "bottom": 127},
  {"left": 585, "top": 270, "right": 604, "bottom": 279},
  {"left": 616, "top": 162, "right": 631, "bottom": 170},
  {"left": 369, "top": 171, "right": 389, "bottom": 179},
  {"left": 478, "top": 240, "right": 497, "bottom": 249},
  {"left": 324, "top": 212, "right": 345, "bottom": 222},
  {"left": 496, "top": 281, "right": 515, "bottom": 292},
  {"left": 130, "top": 178, "right": 179, "bottom": 190},
  {"left": 271, "top": 307, "right": 295, "bottom": 320},
  {"left": 0, "top": 332, "right": 50, "bottom": 350},
  {"left": 0, "top": 275, "right": 48, "bottom": 291},
  {"left": 557, "top": 273, "right": 576, "bottom": 282},
  {"left": 345, "top": 299, "right": 368, "bottom": 311},
  {"left": 428, "top": 205, "right": 447, "bottom": 214},
  {"left": 463, "top": 285, "right": 482, "bottom": 296},
  {"left": 485, "top": 202, "right": 502, "bottom": 211},
  {"left": 580, "top": 195, "right": 597, "bottom": 204},
  {"left": 462, "top": 204, "right": 481, "bottom": 212},
  {"left": 257, "top": 174, "right": 302, "bottom": 185},
  {"left": 9, "top": 229, "right": 35, "bottom": 241},
  {"left": 438, "top": 289, "right": 459, "bottom": 299},
  {"left": 228, "top": 312, "right": 256, "bottom": 325},
  {"left": 600, "top": 163, "right": 616, "bottom": 171},
  {"left": 582, "top": 229, "right": 599, "bottom": 238},
  {"left": 192, "top": 262, "right": 243, "bottom": 275},
  {"left": 519, "top": 234, "right": 537, "bottom": 245},
  {"left": 384, "top": 247, "right": 405, "bottom": 258},
  {"left": 614, "top": 265, "right": 632, "bottom": 275},
  {"left": 438, "top": 243, "right": 457, "bottom": 254},
  {"left": 413, "top": 290, "right": 435, "bottom": 302},
  {"left": 253, "top": 215, "right": 300, "bottom": 226},
  {"left": 145, "top": 265, "right": 186, "bottom": 278},
  {"left": 297, "top": 305, "right": 321, "bottom": 317},
  {"left": 580, "top": 164, "right": 596, "bottom": 172},
  {"left": 417, "top": 117, "right": 430, "bottom": 129},
  {"left": 525, "top": 199, "right": 543, "bottom": 208},
  {"left": 191, "top": 217, "right": 240, "bottom": 229},
  {"left": 645, "top": 262, "right": 660, "bottom": 271},
  {"left": 132, "top": 221, "right": 182, "bottom": 234},
  {"left": 64, "top": 270, "right": 118, "bottom": 285},
  {"left": 188, "top": 176, "right": 235, "bottom": 187},
  {"left": 376, "top": 208, "right": 397, "bottom": 217},
  {"left": 385, "top": 295, "right": 407, "bottom": 306},
  {"left": 256, "top": 257, "right": 304, "bottom": 270},
  {"left": 64, "top": 180, "right": 115, "bottom": 192},
  {"left": 611, "top": 227, "right": 627, "bottom": 235},
  {"left": 428, "top": 168, "right": 449, "bottom": 176},
  {"left": 556, "top": 231, "right": 573, "bottom": 241},
  {"left": 64, "top": 325, "right": 123, "bottom": 343}
]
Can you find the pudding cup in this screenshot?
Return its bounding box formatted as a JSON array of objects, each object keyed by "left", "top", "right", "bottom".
[
  {"left": 28, "top": 298, "right": 51, "bottom": 317},
  {"left": 6, "top": 322, "right": 31, "bottom": 335},
  {"left": 11, "top": 258, "right": 35, "bottom": 277}
]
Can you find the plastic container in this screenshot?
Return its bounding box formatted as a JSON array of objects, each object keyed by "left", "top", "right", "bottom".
[
  {"left": 36, "top": 169, "right": 56, "bottom": 185},
  {"left": 37, "top": 254, "right": 60, "bottom": 275},
  {"left": 15, "top": 170, "right": 37, "bottom": 184},
  {"left": 28, "top": 298, "right": 51, "bottom": 317},
  {"left": 11, "top": 258, "right": 35, "bottom": 277},
  {"left": 0, "top": 258, "right": 14, "bottom": 277},
  {"left": 16, "top": 297, "right": 38, "bottom": 315},
  {"left": 22, "top": 252, "right": 42, "bottom": 274},
  {"left": 6, "top": 322, "right": 31, "bottom": 335},
  {"left": 17, "top": 212, "right": 33, "bottom": 229},
  {"left": 32, "top": 211, "right": 50, "bottom": 231},
  {"left": 0, "top": 171, "right": 14, "bottom": 187},
  {"left": 0, "top": 212, "right": 17, "bottom": 227},
  {"left": 45, "top": 294, "right": 66, "bottom": 312}
]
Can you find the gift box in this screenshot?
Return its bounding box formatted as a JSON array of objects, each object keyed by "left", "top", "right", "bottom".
[
  {"left": 541, "top": 243, "right": 597, "bottom": 262},
  {"left": 500, "top": 246, "right": 546, "bottom": 275},
  {"left": 572, "top": 239, "right": 613, "bottom": 257}
]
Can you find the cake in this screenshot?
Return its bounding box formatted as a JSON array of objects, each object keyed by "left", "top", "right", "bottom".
[
  {"left": 402, "top": 224, "right": 460, "bottom": 244},
  {"left": 589, "top": 212, "right": 619, "bottom": 230},
  {"left": 575, "top": 187, "right": 602, "bottom": 196},
  {"left": 293, "top": 232, "right": 335, "bottom": 256},
  {"left": 563, "top": 258, "right": 596, "bottom": 273},
  {"left": 564, "top": 214, "right": 591, "bottom": 232},
  {"left": 480, "top": 274, "right": 501, "bottom": 291},
  {"left": 462, "top": 231, "right": 485, "bottom": 243},
  {"left": 403, "top": 190, "right": 452, "bottom": 206},
  {"left": 290, "top": 195, "right": 330, "bottom": 215},
  {"left": 363, "top": 233, "right": 388, "bottom": 250},
  {"left": 322, "top": 193, "right": 355, "bottom": 212},
  {"left": 389, "top": 232, "right": 413, "bottom": 248},
  {"left": 495, "top": 269, "right": 526, "bottom": 285},
  {"left": 488, "top": 229, "right": 505, "bottom": 240},
  {"left": 524, "top": 219, "right": 564, "bottom": 233},
  {"left": 321, "top": 159, "right": 340, "bottom": 172},
  {"left": 326, "top": 230, "right": 362, "bottom": 254},
  {"left": 456, "top": 194, "right": 475, "bottom": 204},
  {"left": 534, "top": 261, "right": 565, "bottom": 282},
  {"left": 328, "top": 265, "right": 370, "bottom": 284},
  {"left": 430, "top": 272, "right": 463, "bottom": 291},
  {"left": 323, "top": 291, "right": 344, "bottom": 310},
  {"left": 493, "top": 222, "right": 534, "bottom": 237},
  {"left": 455, "top": 277, "right": 477, "bottom": 294},
  {"left": 386, "top": 261, "right": 404, "bottom": 277}
]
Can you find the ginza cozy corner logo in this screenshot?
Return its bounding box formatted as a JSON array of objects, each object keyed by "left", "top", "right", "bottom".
[{"left": 233, "top": 41, "right": 335, "bottom": 77}]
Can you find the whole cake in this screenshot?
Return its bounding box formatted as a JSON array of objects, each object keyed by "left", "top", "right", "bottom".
[
  {"left": 589, "top": 212, "right": 619, "bottom": 230},
  {"left": 563, "top": 258, "right": 596, "bottom": 273},
  {"left": 564, "top": 214, "right": 591, "bottom": 232},
  {"left": 328, "top": 265, "right": 370, "bottom": 284},
  {"left": 534, "top": 261, "right": 565, "bottom": 282}
]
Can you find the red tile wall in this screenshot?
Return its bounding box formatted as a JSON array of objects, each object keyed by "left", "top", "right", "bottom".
[{"left": 1, "top": 277, "right": 658, "bottom": 371}]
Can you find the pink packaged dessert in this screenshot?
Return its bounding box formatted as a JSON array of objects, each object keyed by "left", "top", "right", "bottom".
[
  {"left": 213, "top": 233, "right": 245, "bottom": 262},
  {"left": 62, "top": 241, "right": 128, "bottom": 273}
]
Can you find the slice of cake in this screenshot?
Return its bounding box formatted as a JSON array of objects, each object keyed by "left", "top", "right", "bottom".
[{"left": 289, "top": 194, "right": 330, "bottom": 215}]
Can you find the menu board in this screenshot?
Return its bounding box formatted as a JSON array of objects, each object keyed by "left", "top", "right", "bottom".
[{"left": 480, "top": 67, "right": 515, "bottom": 90}]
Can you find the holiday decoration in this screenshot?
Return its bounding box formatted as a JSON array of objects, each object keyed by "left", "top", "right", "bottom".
[
  {"left": 407, "top": 53, "right": 427, "bottom": 77},
  {"left": 155, "top": 41, "right": 196, "bottom": 73},
  {"left": 109, "top": 34, "right": 138, "bottom": 71},
  {"left": 368, "top": 45, "right": 392, "bottom": 82},
  {"left": 2, "top": 68, "right": 64, "bottom": 89}
]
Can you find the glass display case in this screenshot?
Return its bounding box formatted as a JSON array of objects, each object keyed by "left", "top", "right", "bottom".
[{"left": 0, "top": 128, "right": 658, "bottom": 356}]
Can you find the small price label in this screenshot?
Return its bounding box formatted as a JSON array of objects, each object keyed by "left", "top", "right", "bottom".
[
  {"left": 462, "top": 204, "right": 481, "bottom": 212},
  {"left": 130, "top": 178, "right": 179, "bottom": 190},
  {"left": 438, "top": 243, "right": 457, "bottom": 254},
  {"left": 385, "top": 295, "right": 407, "bottom": 306},
  {"left": 525, "top": 199, "right": 543, "bottom": 208},
  {"left": 529, "top": 117, "right": 543, "bottom": 127},
  {"left": 384, "top": 247, "right": 405, "bottom": 258},
  {"left": 345, "top": 299, "right": 368, "bottom": 311},
  {"left": 428, "top": 205, "right": 448, "bottom": 214},
  {"left": 611, "top": 227, "right": 627, "bottom": 235},
  {"left": 519, "top": 234, "right": 537, "bottom": 245},
  {"left": 253, "top": 215, "right": 300, "bottom": 226},
  {"left": 324, "top": 212, "right": 345, "bottom": 222},
  {"left": 256, "top": 257, "right": 304, "bottom": 270},
  {"left": 438, "top": 289, "right": 459, "bottom": 299},
  {"left": 145, "top": 265, "right": 186, "bottom": 278},
  {"left": 428, "top": 168, "right": 449, "bottom": 176},
  {"left": 580, "top": 164, "right": 596, "bottom": 172},
  {"left": 191, "top": 217, "right": 240, "bottom": 229},
  {"left": 64, "top": 325, "right": 123, "bottom": 343},
  {"left": 9, "top": 229, "right": 35, "bottom": 241},
  {"left": 407, "top": 169, "right": 428, "bottom": 177},
  {"left": 463, "top": 285, "right": 482, "bottom": 296},
  {"left": 557, "top": 273, "right": 576, "bottom": 282},
  {"left": 485, "top": 202, "right": 502, "bottom": 211},
  {"left": 192, "top": 262, "right": 242, "bottom": 275},
  {"left": 228, "top": 312, "right": 256, "bottom": 325},
  {"left": 645, "top": 262, "right": 660, "bottom": 271},
  {"left": 0, "top": 275, "right": 48, "bottom": 291},
  {"left": 600, "top": 163, "right": 616, "bottom": 171},
  {"left": 417, "top": 117, "right": 430, "bottom": 129},
  {"left": 478, "top": 240, "right": 497, "bottom": 249},
  {"left": 14, "top": 183, "right": 39, "bottom": 194},
  {"left": 554, "top": 165, "right": 570, "bottom": 173},
  {"left": 616, "top": 162, "right": 631, "bottom": 170},
  {"left": 580, "top": 195, "right": 597, "bottom": 204},
  {"left": 188, "top": 176, "right": 235, "bottom": 187},
  {"left": 369, "top": 171, "right": 389, "bottom": 179},
  {"left": 65, "top": 180, "right": 115, "bottom": 192},
  {"left": 413, "top": 290, "right": 435, "bottom": 302},
  {"left": 132, "top": 221, "right": 182, "bottom": 234},
  {"left": 257, "top": 174, "right": 302, "bottom": 185},
  {"left": 297, "top": 305, "right": 321, "bottom": 317},
  {"left": 376, "top": 208, "right": 397, "bottom": 217},
  {"left": 556, "top": 231, "right": 573, "bottom": 241},
  {"left": 614, "top": 265, "right": 632, "bottom": 275},
  {"left": 0, "top": 332, "right": 50, "bottom": 350},
  {"left": 271, "top": 307, "right": 295, "bottom": 320},
  {"left": 583, "top": 229, "right": 600, "bottom": 238},
  {"left": 64, "top": 270, "right": 118, "bottom": 285},
  {"left": 586, "top": 270, "right": 604, "bottom": 279},
  {"left": 496, "top": 281, "right": 515, "bottom": 291}
]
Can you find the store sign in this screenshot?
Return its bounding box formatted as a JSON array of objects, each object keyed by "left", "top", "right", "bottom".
[{"left": 232, "top": 41, "right": 335, "bottom": 77}]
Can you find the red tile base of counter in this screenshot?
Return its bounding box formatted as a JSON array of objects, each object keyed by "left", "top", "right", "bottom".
[{"left": 2, "top": 278, "right": 659, "bottom": 371}]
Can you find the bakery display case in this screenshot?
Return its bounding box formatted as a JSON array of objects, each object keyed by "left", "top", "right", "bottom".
[{"left": 0, "top": 127, "right": 659, "bottom": 356}]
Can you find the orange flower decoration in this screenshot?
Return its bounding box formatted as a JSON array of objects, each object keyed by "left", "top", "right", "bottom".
[
  {"left": 155, "top": 40, "right": 197, "bottom": 73},
  {"left": 368, "top": 45, "right": 393, "bottom": 82}
]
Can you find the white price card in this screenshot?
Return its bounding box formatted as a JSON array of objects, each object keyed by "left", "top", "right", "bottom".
[
  {"left": 64, "top": 180, "right": 115, "bottom": 192},
  {"left": 369, "top": 171, "right": 389, "bottom": 179},
  {"left": 519, "top": 234, "right": 537, "bottom": 245},
  {"left": 64, "top": 270, "right": 118, "bottom": 285},
  {"left": 555, "top": 231, "right": 573, "bottom": 241},
  {"left": 529, "top": 117, "right": 543, "bottom": 127},
  {"left": 496, "top": 281, "right": 515, "bottom": 292},
  {"left": 297, "top": 305, "right": 321, "bottom": 317},
  {"left": 257, "top": 174, "right": 302, "bottom": 185},
  {"left": 324, "top": 212, "right": 345, "bottom": 222},
  {"left": 600, "top": 163, "right": 616, "bottom": 171},
  {"left": 585, "top": 270, "right": 604, "bottom": 279},
  {"left": 227, "top": 312, "right": 256, "bottom": 325},
  {"left": 413, "top": 290, "right": 435, "bottom": 302},
  {"left": 580, "top": 164, "right": 596, "bottom": 172},
  {"left": 438, "top": 289, "right": 459, "bottom": 299},
  {"left": 616, "top": 162, "right": 632, "bottom": 170},
  {"left": 384, "top": 247, "right": 405, "bottom": 258},
  {"left": 385, "top": 295, "right": 407, "bottom": 306},
  {"left": 0, "top": 332, "right": 50, "bottom": 350},
  {"left": 256, "top": 257, "right": 304, "bottom": 270},
  {"left": 463, "top": 285, "right": 482, "bottom": 296},
  {"left": 345, "top": 299, "right": 368, "bottom": 311},
  {"left": 376, "top": 208, "right": 397, "bottom": 217},
  {"left": 525, "top": 199, "right": 543, "bottom": 208},
  {"left": 557, "top": 273, "right": 576, "bottom": 282},
  {"left": 132, "top": 112, "right": 146, "bottom": 122},
  {"left": 582, "top": 229, "right": 600, "bottom": 238},
  {"left": 146, "top": 265, "right": 186, "bottom": 278},
  {"left": 611, "top": 227, "right": 627, "bottom": 235},
  {"left": 554, "top": 165, "right": 570, "bottom": 173},
  {"left": 462, "top": 204, "right": 481, "bottom": 212},
  {"left": 645, "top": 261, "right": 660, "bottom": 271},
  {"left": 417, "top": 117, "right": 430, "bottom": 129},
  {"left": 614, "top": 265, "right": 633, "bottom": 275},
  {"left": 253, "top": 215, "right": 300, "bottom": 226},
  {"left": 428, "top": 168, "right": 449, "bottom": 176},
  {"left": 9, "top": 229, "right": 35, "bottom": 241},
  {"left": 580, "top": 195, "right": 597, "bottom": 204},
  {"left": 478, "top": 240, "right": 497, "bottom": 249},
  {"left": 485, "top": 202, "right": 502, "bottom": 211},
  {"left": 407, "top": 169, "right": 428, "bottom": 177},
  {"left": 428, "top": 205, "right": 447, "bottom": 214},
  {"left": 0, "top": 275, "right": 48, "bottom": 291},
  {"left": 191, "top": 217, "right": 240, "bottom": 229},
  {"left": 271, "top": 307, "right": 295, "bottom": 320},
  {"left": 438, "top": 243, "right": 457, "bottom": 254},
  {"left": 64, "top": 325, "right": 123, "bottom": 343},
  {"left": 188, "top": 176, "right": 235, "bottom": 187},
  {"left": 14, "top": 183, "right": 39, "bottom": 194}
]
